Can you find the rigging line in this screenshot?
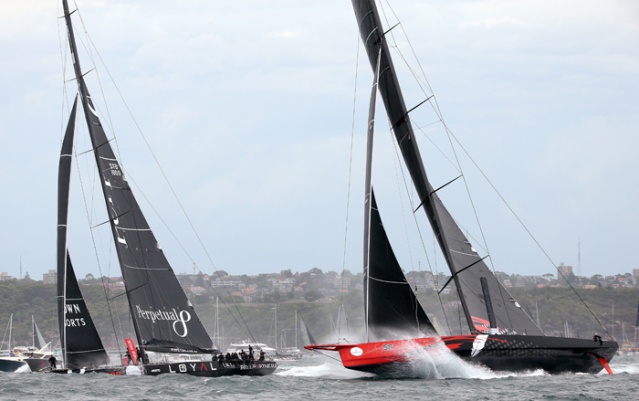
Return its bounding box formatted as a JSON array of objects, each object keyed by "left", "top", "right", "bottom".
[
  {"left": 387, "top": 13, "right": 511, "bottom": 330},
  {"left": 389, "top": 126, "right": 417, "bottom": 272},
  {"left": 438, "top": 123, "right": 522, "bottom": 329},
  {"left": 78, "top": 53, "right": 262, "bottom": 347},
  {"left": 380, "top": 0, "right": 437, "bottom": 100},
  {"left": 74, "top": 7, "right": 272, "bottom": 347},
  {"left": 72, "top": 5, "right": 120, "bottom": 149},
  {"left": 57, "top": 3, "right": 73, "bottom": 148},
  {"left": 380, "top": 0, "right": 526, "bottom": 332},
  {"left": 441, "top": 127, "right": 607, "bottom": 333},
  {"left": 187, "top": 266, "right": 261, "bottom": 347},
  {"left": 71, "top": 2, "right": 193, "bottom": 292},
  {"left": 80, "top": 27, "right": 250, "bottom": 334},
  {"left": 340, "top": 31, "right": 362, "bottom": 304},
  {"left": 71, "top": 9, "right": 257, "bottom": 341},
  {"left": 73, "top": 127, "right": 124, "bottom": 354},
  {"left": 77, "top": 7, "right": 224, "bottom": 276},
  {"left": 65, "top": 8, "right": 127, "bottom": 349},
  {"left": 378, "top": 0, "right": 457, "bottom": 336},
  {"left": 389, "top": 118, "right": 456, "bottom": 334},
  {"left": 110, "top": 285, "right": 126, "bottom": 359}
]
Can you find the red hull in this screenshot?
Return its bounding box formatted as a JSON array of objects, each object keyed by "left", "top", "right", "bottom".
[{"left": 305, "top": 334, "right": 618, "bottom": 375}]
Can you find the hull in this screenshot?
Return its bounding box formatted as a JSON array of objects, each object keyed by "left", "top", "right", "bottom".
[
  {"left": 142, "top": 360, "right": 278, "bottom": 377},
  {"left": 23, "top": 358, "right": 50, "bottom": 373},
  {"left": 306, "top": 334, "right": 618, "bottom": 375},
  {"left": 0, "top": 358, "right": 29, "bottom": 372},
  {"left": 50, "top": 366, "right": 127, "bottom": 375}
]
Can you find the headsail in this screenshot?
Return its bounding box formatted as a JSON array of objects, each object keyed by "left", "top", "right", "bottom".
[
  {"left": 352, "top": 0, "right": 542, "bottom": 335},
  {"left": 57, "top": 96, "right": 110, "bottom": 369},
  {"left": 298, "top": 313, "right": 316, "bottom": 347},
  {"left": 367, "top": 192, "right": 437, "bottom": 340},
  {"left": 63, "top": 257, "right": 110, "bottom": 368},
  {"left": 62, "top": 0, "right": 213, "bottom": 354}
]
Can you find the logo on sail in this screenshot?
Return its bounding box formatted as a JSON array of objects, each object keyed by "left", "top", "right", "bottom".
[
  {"left": 65, "top": 303, "right": 86, "bottom": 327},
  {"left": 136, "top": 305, "right": 191, "bottom": 337}
]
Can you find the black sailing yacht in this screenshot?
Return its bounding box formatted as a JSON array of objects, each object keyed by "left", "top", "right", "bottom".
[
  {"left": 306, "top": 0, "right": 618, "bottom": 375},
  {"left": 58, "top": 0, "right": 276, "bottom": 377}
]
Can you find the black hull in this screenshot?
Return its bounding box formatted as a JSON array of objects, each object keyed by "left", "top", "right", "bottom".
[
  {"left": 447, "top": 335, "right": 617, "bottom": 374},
  {"left": 49, "top": 366, "right": 127, "bottom": 375},
  {"left": 0, "top": 357, "right": 50, "bottom": 372},
  {"left": 143, "top": 360, "right": 278, "bottom": 377},
  {"left": 0, "top": 358, "right": 28, "bottom": 372}
]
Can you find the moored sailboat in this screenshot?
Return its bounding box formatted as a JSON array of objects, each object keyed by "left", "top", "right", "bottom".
[
  {"left": 0, "top": 315, "right": 52, "bottom": 373},
  {"left": 306, "top": 0, "right": 618, "bottom": 376},
  {"left": 59, "top": 0, "right": 276, "bottom": 377}
]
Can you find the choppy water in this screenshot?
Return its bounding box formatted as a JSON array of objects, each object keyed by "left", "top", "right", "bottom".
[{"left": 1, "top": 353, "right": 638, "bottom": 401}]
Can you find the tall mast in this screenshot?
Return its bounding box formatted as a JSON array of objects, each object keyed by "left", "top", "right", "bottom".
[
  {"left": 274, "top": 305, "right": 278, "bottom": 350},
  {"left": 363, "top": 48, "right": 382, "bottom": 342},
  {"left": 56, "top": 90, "right": 78, "bottom": 368},
  {"left": 60, "top": 0, "right": 148, "bottom": 349},
  {"left": 351, "top": 0, "right": 542, "bottom": 335},
  {"left": 352, "top": 0, "right": 475, "bottom": 332},
  {"left": 214, "top": 297, "right": 220, "bottom": 349},
  {"left": 8, "top": 314, "right": 12, "bottom": 352}
]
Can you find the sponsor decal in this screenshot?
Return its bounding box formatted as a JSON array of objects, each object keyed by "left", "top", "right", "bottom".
[
  {"left": 164, "top": 362, "right": 276, "bottom": 374},
  {"left": 136, "top": 306, "right": 192, "bottom": 337},
  {"left": 350, "top": 347, "right": 363, "bottom": 357},
  {"left": 65, "top": 303, "right": 86, "bottom": 327},
  {"left": 471, "top": 334, "right": 488, "bottom": 357},
  {"left": 65, "top": 318, "right": 86, "bottom": 327}
]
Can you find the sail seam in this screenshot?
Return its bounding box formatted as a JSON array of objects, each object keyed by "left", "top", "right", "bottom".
[{"left": 369, "top": 276, "right": 409, "bottom": 285}]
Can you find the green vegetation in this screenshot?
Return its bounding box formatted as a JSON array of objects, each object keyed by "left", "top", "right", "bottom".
[{"left": 0, "top": 279, "right": 637, "bottom": 352}]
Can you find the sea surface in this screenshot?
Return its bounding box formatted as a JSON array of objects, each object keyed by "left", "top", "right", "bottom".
[{"left": 1, "top": 352, "right": 638, "bottom": 401}]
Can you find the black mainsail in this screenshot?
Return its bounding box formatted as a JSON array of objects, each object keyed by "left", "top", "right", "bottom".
[
  {"left": 57, "top": 97, "right": 110, "bottom": 369},
  {"left": 62, "top": 0, "right": 213, "bottom": 356},
  {"left": 352, "top": 0, "right": 542, "bottom": 336}
]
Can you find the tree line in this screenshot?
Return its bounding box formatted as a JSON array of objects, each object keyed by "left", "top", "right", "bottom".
[{"left": 1, "top": 279, "right": 637, "bottom": 353}]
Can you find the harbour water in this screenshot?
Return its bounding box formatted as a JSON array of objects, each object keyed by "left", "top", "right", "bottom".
[{"left": 0, "top": 353, "right": 638, "bottom": 400}]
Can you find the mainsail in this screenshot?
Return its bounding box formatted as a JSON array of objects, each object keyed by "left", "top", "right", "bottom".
[
  {"left": 352, "top": 0, "right": 542, "bottom": 336},
  {"left": 62, "top": 0, "right": 213, "bottom": 355}
]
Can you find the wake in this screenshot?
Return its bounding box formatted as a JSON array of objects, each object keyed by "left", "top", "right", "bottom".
[
  {"left": 278, "top": 339, "right": 550, "bottom": 380},
  {"left": 276, "top": 359, "right": 374, "bottom": 379}
]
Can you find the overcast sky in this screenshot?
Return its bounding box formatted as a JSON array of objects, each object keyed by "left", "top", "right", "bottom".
[{"left": 0, "top": 0, "right": 637, "bottom": 282}]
